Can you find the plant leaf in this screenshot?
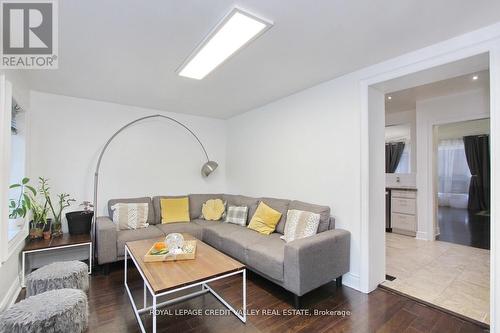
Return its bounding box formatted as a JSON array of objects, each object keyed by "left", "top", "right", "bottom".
[
  {"left": 26, "top": 185, "right": 36, "bottom": 196},
  {"left": 9, "top": 184, "right": 21, "bottom": 189},
  {"left": 23, "top": 194, "right": 31, "bottom": 209},
  {"left": 22, "top": 177, "right": 29, "bottom": 184}
]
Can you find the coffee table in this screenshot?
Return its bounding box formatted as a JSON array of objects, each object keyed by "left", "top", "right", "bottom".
[{"left": 124, "top": 234, "right": 246, "bottom": 333}]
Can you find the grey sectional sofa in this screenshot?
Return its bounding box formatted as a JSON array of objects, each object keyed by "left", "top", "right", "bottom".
[{"left": 96, "top": 194, "right": 350, "bottom": 306}]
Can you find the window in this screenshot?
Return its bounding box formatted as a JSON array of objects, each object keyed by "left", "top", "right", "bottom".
[
  {"left": 1, "top": 76, "right": 28, "bottom": 263},
  {"left": 438, "top": 139, "right": 471, "bottom": 207},
  {"left": 8, "top": 100, "right": 27, "bottom": 242}
]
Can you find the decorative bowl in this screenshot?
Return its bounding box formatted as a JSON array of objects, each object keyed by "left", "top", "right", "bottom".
[{"left": 165, "top": 233, "right": 184, "bottom": 254}]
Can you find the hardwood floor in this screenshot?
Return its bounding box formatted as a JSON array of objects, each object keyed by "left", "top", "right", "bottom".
[
  {"left": 436, "top": 206, "right": 490, "bottom": 250},
  {"left": 81, "top": 263, "right": 488, "bottom": 333}
]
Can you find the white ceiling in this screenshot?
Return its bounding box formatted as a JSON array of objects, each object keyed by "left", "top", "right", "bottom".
[
  {"left": 385, "top": 69, "right": 490, "bottom": 113},
  {"left": 22, "top": 0, "right": 500, "bottom": 118}
]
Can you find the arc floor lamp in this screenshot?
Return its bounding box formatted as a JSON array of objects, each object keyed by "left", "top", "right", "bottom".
[{"left": 92, "top": 114, "right": 218, "bottom": 261}]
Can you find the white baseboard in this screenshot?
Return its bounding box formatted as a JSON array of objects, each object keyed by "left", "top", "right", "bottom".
[
  {"left": 0, "top": 276, "right": 21, "bottom": 311},
  {"left": 341, "top": 272, "right": 360, "bottom": 291},
  {"left": 416, "top": 231, "right": 428, "bottom": 240}
]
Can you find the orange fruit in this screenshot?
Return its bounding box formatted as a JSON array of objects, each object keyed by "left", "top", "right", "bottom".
[{"left": 154, "top": 242, "right": 166, "bottom": 250}]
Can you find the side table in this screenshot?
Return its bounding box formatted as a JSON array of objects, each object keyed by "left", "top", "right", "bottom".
[{"left": 22, "top": 233, "right": 92, "bottom": 287}]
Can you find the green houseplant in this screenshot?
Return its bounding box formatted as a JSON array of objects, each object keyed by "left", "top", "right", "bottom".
[
  {"left": 9, "top": 177, "right": 36, "bottom": 238},
  {"left": 9, "top": 177, "right": 36, "bottom": 219},
  {"left": 27, "top": 178, "right": 51, "bottom": 239},
  {"left": 39, "top": 177, "right": 75, "bottom": 237}
]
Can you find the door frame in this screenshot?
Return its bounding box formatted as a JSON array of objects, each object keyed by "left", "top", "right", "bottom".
[{"left": 359, "top": 26, "right": 500, "bottom": 331}]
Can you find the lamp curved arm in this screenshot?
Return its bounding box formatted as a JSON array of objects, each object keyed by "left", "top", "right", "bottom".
[{"left": 92, "top": 114, "right": 216, "bottom": 263}]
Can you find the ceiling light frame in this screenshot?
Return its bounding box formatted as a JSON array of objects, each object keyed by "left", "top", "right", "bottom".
[{"left": 176, "top": 7, "right": 273, "bottom": 80}]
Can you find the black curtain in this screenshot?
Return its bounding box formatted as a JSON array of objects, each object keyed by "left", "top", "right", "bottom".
[
  {"left": 385, "top": 142, "right": 405, "bottom": 173},
  {"left": 463, "top": 135, "right": 490, "bottom": 211}
]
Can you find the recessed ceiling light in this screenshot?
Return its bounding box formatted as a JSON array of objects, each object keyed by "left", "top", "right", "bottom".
[
  {"left": 472, "top": 75, "right": 479, "bottom": 81},
  {"left": 178, "top": 8, "right": 272, "bottom": 80},
  {"left": 387, "top": 96, "right": 392, "bottom": 100}
]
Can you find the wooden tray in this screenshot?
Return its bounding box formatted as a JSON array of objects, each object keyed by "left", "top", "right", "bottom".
[{"left": 144, "top": 240, "right": 197, "bottom": 262}]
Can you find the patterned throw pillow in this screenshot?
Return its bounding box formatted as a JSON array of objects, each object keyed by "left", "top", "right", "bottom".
[
  {"left": 282, "top": 209, "right": 320, "bottom": 242},
  {"left": 200, "top": 199, "right": 226, "bottom": 221},
  {"left": 111, "top": 203, "right": 149, "bottom": 230},
  {"left": 224, "top": 206, "right": 248, "bottom": 226}
]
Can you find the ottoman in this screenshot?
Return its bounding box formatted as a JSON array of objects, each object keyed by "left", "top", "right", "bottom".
[
  {"left": 0, "top": 288, "right": 88, "bottom": 333},
  {"left": 26, "top": 261, "right": 89, "bottom": 297}
]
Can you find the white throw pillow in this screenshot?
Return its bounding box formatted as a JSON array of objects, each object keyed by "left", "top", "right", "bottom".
[
  {"left": 282, "top": 209, "right": 320, "bottom": 242},
  {"left": 111, "top": 203, "right": 149, "bottom": 230}
]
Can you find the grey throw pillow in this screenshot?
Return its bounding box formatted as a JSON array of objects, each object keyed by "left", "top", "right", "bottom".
[{"left": 224, "top": 206, "right": 248, "bottom": 226}]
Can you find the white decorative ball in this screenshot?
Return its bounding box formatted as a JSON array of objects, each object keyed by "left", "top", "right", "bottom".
[{"left": 165, "top": 233, "right": 184, "bottom": 254}]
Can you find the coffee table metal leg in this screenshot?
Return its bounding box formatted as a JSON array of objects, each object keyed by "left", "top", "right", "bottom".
[
  {"left": 124, "top": 246, "right": 148, "bottom": 333},
  {"left": 202, "top": 269, "right": 247, "bottom": 323},
  {"left": 242, "top": 269, "right": 247, "bottom": 322},
  {"left": 152, "top": 295, "right": 157, "bottom": 333},
  {"left": 143, "top": 283, "right": 147, "bottom": 308}
]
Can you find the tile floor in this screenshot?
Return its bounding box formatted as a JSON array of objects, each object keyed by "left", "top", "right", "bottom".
[{"left": 383, "top": 232, "right": 490, "bottom": 324}]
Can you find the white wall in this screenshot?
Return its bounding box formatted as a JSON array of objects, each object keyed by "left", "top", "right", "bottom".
[
  {"left": 437, "top": 118, "right": 490, "bottom": 140},
  {"left": 416, "top": 88, "right": 490, "bottom": 239},
  {"left": 29, "top": 92, "right": 227, "bottom": 230},
  {"left": 226, "top": 71, "right": 363, "bottom": 288}
]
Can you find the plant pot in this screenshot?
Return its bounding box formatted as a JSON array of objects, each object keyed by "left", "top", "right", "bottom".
[
  {"left": 43, "top": 230, "right": 51, "bottom": 240},
  {"left": 51, "top": 219, "right": 63, "bottom": 238},
  {"left": 66, "top": 211, "right": 93, "bottom": 235},
  {"left": 29, "top": 220, "right": 45, "bottom": 240}
]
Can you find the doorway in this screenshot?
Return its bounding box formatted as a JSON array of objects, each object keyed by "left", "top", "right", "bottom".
[
  {"left": 374, "top": 54, "right": 492, "bottom": 325},
  {"left": 436, "top": 119, "right": 491, "bottom": 250}
]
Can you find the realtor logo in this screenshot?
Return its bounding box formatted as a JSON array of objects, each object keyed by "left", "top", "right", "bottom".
[{"left": 1, "top": 0, "right": 58, "bottom": 69}]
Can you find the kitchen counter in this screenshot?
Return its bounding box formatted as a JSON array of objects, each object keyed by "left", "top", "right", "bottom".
[{"left": 386, "top": 186, "right": 417, "bottom": 191}]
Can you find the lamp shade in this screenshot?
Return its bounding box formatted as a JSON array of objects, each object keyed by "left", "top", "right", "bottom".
[{"left": 201, "top": 160, "right": 218, "bottom": 177}]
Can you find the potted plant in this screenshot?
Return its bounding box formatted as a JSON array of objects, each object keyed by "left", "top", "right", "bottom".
[
  {"left": 39, "top": 177, "right": 75, "bottom": 237},
  {"left": 66, "top": 201, "right": 94, "bottom": 235},
  {"left": 9, "top": 177, "right": 36, "bottom": 236},
  {"left": 29, "top": 191, "right": 49, "bottom": 240}
]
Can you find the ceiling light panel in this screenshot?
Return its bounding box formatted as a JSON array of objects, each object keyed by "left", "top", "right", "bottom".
[{"left": 178, "top": 8, "right": 272, "bottom": 80}]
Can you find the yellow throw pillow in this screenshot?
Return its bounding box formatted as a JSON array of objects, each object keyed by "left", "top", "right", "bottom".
[
  {"left": 201, "top": 199, "right": 225, "bottom": 221},
  {"left": 248, "top": 202, "right": 282, "bottom": 235},
  {"left": 161, "top": 197, "right": 190, "bottom": 223}
]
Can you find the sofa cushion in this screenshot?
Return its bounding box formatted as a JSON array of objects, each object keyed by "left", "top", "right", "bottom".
[
  {"left": 189, "top": 194, "right": 223, "bottom": 219},
  {"left": 260, "top": 197, "right": 290, "bottom": 234},
  {"left": 201, "top": 223, "right": 242, "bottom": 249},
  {"left": 152, "top": 196, "right": 186, "bottom": 224},
  {"left": 222, "top": 195, "right": 259, "bottom": 224},
  {"left": 116, "top": 226, "right": 164, "bottom": 257},
  {"left": 192, "top": 219, "right": 222, "bottom": 229},
  {"left": 246, "top": 234, "right": 285, "bottom": 281},
  {"left": 108, "top": 197, "right": 155, "bottom": 225},
  {"left": 289, "top": 200, "right": 331, "bottom": 233},
  {"left": 219, "top": 227, "right": 273, "bottom": 263},
  {"left": 155, "top": 222, "right": 203, "bottom": 240}
]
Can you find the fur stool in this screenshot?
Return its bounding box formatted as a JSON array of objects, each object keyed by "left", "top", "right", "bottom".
[
  {"left": 26, "top": 261, "right": 89, "bottom": 296},
  {"left": 0, "top": 288, "right": 88, "bottom": 333}
]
